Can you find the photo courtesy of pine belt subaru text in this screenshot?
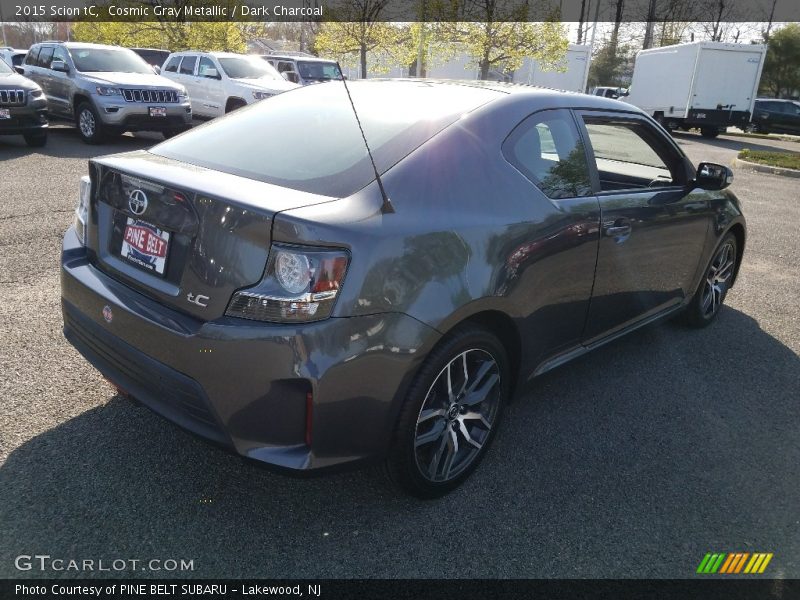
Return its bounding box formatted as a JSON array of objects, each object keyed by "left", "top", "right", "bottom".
[
  {"left": 60, "top": 80, "right": 746, "bottom": 497},
  {"left": 21, "top": 41, "right": 192, "bottom": 144}
]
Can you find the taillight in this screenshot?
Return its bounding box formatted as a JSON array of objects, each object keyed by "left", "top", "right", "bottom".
[
  {"left": 225, "top": 244, "right": 349, "bottom": 323},
  {"left": 74, "top": 175, "right": 91, "bottom": 245}
]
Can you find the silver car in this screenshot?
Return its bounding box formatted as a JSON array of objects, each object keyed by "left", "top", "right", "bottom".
[{"left": 22, "top": 42, "right": 192, "bottom": 143}]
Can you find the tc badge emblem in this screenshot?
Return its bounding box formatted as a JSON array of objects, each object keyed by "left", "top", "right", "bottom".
[{"left": 128, "top": 189, "right": 148, "bottom": 215}]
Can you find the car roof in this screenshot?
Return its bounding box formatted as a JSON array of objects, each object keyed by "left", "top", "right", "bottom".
[
  {"left": 268, "top": 55, "right": 337, "bottom": 63},
  {"left": 167, "top": 51, "right": 253, "bottom": 59},
  {"left": 36, "top": 41, "right": 135, "bottom": 52},
  {"left": 298, "top": 78, "right": 644, "bottom": 115}
]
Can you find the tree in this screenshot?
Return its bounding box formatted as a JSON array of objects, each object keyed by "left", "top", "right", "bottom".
[
  {"left": 440, "top": 1, "right": 568, "bottom": 81},
  {"left": 759, "top": 24, "right": 800, "bottom": 98},
  {"left": 588, "top": 40, "right": 629, "bottom": 88},
  {"left": 314, "top": 0, "right": 397, "bottom": 78},
  {"left": 72, "top": 21, "right": 247, "bottom": 52}
]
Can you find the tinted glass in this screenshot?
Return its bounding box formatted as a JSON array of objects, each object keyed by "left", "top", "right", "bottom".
[
  {"left": 51, "top": 46, "right": 69, "bottom": 67},
  {"left": 164, "top": 55, "right": 181, "bottom": 73},
  {"left": 179, "top": 56, "right": 197, "bottom": 75},
  {"left": 198, "top": 57, "right": 217, "bottom": 77},
  {"left": 36, "top": 47, "right": 54, "bottom": 68},
  {"left": 12, "top": 53, "right": 25, "bottom": 67},
  {"left": 503, "top": 109, "right": 592, "bottom": 199},
  {"left": 72, "top": 48, "right": 152, "bottom": 73},
  {"left": 582, "top": 118, "right": 678, "bottom": 190},
  {"left": 152, "top": 81, "right": 500, "bottom": 197},
  {"left": 218, "top": 56, "right": 281, "bottom": 80},
  {"left": 296, "top": 61, "right": 341, "bottom": 81},
  {"left": 24, "top": 47, "right": 39, "bottom": 66}
]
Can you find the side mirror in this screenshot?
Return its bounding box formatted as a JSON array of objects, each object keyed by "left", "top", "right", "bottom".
[
  {"left": 203, "top": 67, "right": 220, "bottom": 79},
  {"left": 51, "top": 60, "right": 69, "bottom": 73},
  {"left": 282, "top": 71, "right": 300, "bottom": 84},
  {"left": 695, "top": 162, "right": 733, "bottom": 190},
  {"left": 14, "top": 66, "right": 25, "bottom": 75}
]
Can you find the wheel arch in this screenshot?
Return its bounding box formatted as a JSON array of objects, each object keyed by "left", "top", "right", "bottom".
[
  {"left": 727, "top": 222, "right": 746, "bottom": 287},
  {"left": 225, "top": 96, "right": 247, "bottom": 112},
  {"left": 72, "top": 93, "right": 93, "bottom": 117},
  {"left": 440, "top": 309, "right": 522, "bottom": 398}
]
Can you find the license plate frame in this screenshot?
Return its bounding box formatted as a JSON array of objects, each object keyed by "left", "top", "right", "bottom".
[
  {"left": 149, "top": 106, "right": 167, "bottom": 118},
  {"left": 0, "top": 108, "right": 10, "bottom": 120},
  {"left": 120, "top": 217, "right": 171, "bottom": 277}
]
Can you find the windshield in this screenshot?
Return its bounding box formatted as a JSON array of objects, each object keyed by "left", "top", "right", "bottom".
[
  {"left": 296, "top": 61, "right": 341, "bottom": 81},
  {"left": 0, "top": 59, "right": 12, "bottom": 74},
  {"left": 218, "top": 56, "right": 281, "bottom": 80},
  {"left": 71, "top": 48, "right": 153, "bottom": 74},
  {"left": 152, "top": 80, "right": 500, "bottom": 197}
]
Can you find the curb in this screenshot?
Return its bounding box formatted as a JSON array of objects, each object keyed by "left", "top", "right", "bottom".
[
  {"left": 724, "top": 132, "right": 800, "bottom": 143},
  {"left": 731, "top": 157, "right": 800, "bottom": 179}
]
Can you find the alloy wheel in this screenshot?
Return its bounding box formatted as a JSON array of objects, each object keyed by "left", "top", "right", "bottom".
[
  {"left": 413, "top": 349, "right": 501, "bottom": 483},
  {"left": 79, "top": 109, "right": 96, "bottom": 138},
  {"left": 701, "top": 240, "right": 736, "bottom": 318}
]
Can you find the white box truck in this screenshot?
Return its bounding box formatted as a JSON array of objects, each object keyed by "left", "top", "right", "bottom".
[
  {"left": 625, "top": 41, "right": 766, "bottom": 138},
  {"left": 512, "top": 44, "right": 591, "bottom": 92}
]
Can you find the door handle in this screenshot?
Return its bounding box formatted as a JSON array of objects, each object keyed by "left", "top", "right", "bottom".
[{"left": 603, "top": 220, "right": 632, "bottom": 238}]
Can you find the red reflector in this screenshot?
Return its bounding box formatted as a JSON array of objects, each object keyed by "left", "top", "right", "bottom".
[{"left": 305, "top": 392, "right": 313, "bottom": 447}]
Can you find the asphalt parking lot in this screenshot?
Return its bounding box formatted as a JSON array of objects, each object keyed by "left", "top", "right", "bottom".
[{"left": 1, "top": 124, "right": 798, "bottom": 579}]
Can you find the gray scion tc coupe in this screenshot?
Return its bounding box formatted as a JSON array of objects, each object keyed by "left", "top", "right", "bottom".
[{"left": 61, "top": 79, "right": 745, "bottom": 497}]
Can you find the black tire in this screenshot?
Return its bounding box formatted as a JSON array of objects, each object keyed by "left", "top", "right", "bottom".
[
  {"left": 386, "top": 324, "right": 510, "bottom": 498},
  {"left": 683, "top": 233, "right": 738, "bottom": 328},
  {"left": 23, "top": 131, "right": 47, "bottom": 147},
  {"left": 225, "top": 98, "right": 246, "bottom": 113},
  {"left": 700, "top": 126, "right": 720, "bottom": 139},
  {"left": 75, "top": 102, "right": 106, "bottom": 144}
]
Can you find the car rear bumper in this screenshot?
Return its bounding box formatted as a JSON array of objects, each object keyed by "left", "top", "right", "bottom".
[{"left": 61, "top": 227, "right": 439, "bottom": 472}]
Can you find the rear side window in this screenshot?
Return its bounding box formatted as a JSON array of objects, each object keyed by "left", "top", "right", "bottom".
[
  {"left": 163, "top": 55, "right": 181, "bottom": 73},
  {"left": 51, "top": 47, "right": 69, "bottom": 68},
  {"left": 503, "top": 109, "right": 592, "bottom": 199},
  {"left": 152, "top": 81, "right": 501, "bottom": 197},
  {"left": 24, "top": 47, "right": 40, "bottom": 66},
  {"left": 198, "top": 57, "right": 217, "bottom": 77},
  {"left": 179, "top": 56, "right": 197, "bottom": 75},
  {"left": 36, "top": 47, "right": 54, "bottom": 68}
]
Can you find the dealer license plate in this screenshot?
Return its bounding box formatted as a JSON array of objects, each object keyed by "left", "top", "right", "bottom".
[{"left": 120, "top": 218, "right": 170, "bottom": 276}]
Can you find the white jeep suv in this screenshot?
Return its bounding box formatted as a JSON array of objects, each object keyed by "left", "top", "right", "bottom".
[{"left": 160, "top": 51, "right": 298, "bottom": 118}]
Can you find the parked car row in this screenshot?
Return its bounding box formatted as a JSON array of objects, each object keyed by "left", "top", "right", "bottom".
[{"left": 1, "top": 42, "right": 333, "bottom": 147}]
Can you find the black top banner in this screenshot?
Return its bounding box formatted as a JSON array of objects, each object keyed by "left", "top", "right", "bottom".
[
  {"left": 3, "top": 579, "right": 800, "bottom": 600},
  {"left": 0, "top": 0, "right": 797, "bottom": 23}
]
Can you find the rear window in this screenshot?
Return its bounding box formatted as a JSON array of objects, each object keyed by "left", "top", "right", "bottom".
[{"left": 151, "top": 81, "right": 500, "bottom": 197}]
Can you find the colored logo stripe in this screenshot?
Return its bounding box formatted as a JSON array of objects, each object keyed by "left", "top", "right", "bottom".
[{"left": 697, "top": 552, "right": 773, "bottom": 574}]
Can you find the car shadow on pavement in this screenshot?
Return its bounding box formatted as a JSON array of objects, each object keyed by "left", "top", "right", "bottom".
[
  {"left": 1, "top": 307, "right": 798, "bottom": 578},
  {"left": 0, "top": 126, "right": 159, "bottom": 161}
]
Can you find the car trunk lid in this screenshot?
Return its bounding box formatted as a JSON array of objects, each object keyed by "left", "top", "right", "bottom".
[{"left": 87, "top": 150, "right": 335, "bottom": 321}]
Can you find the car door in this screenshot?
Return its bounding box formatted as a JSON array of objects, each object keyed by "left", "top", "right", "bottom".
[
  {"left": 500, "top": 108, "right": 601, "bottom": 366},
  {"left": 176, "top": 55, "right": 201, "bottom": 113},
  {"left": 576, "top": 110, "right": 710, "bottom": 342},
  {"left": 46, "top": 45, "right": 72, "bottom": 116},
  {"left": 196, "top": 55, "right": 225, "bottom": 117}
]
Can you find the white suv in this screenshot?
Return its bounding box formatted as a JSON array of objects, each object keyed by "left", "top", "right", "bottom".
[{"left": 160, "top": 51, "right": 298, "bottom": 118}]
